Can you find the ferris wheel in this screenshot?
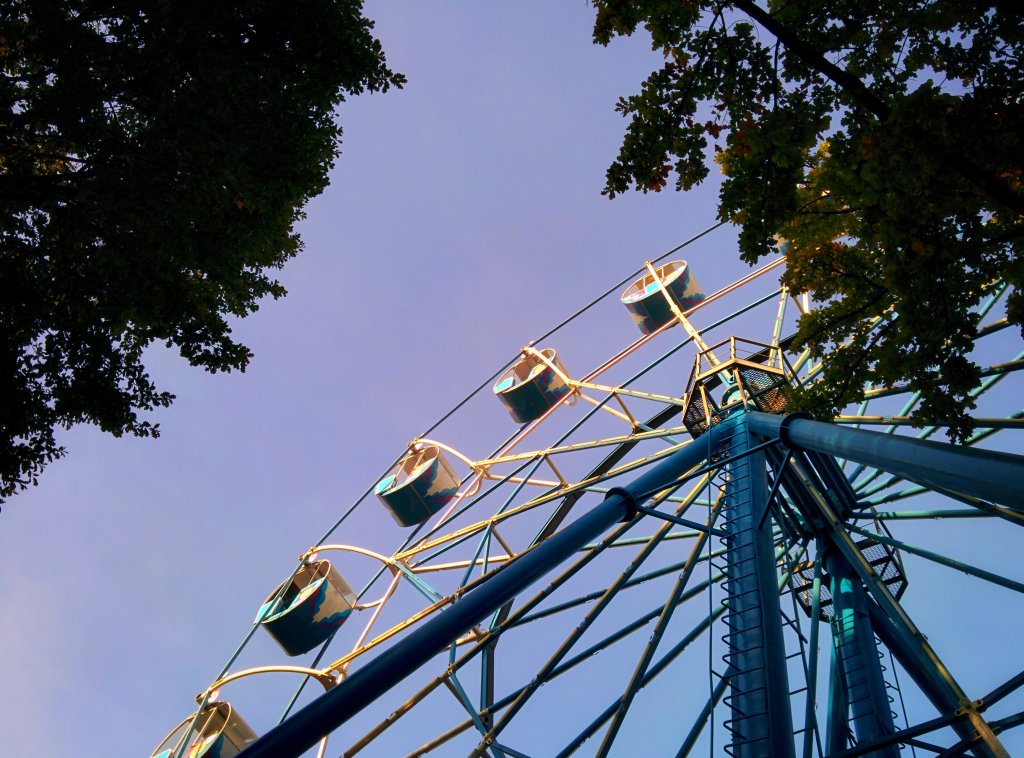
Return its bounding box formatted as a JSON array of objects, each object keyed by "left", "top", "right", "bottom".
[{"left": 151, "top": 225, "right": 1024, "bottom": 758}]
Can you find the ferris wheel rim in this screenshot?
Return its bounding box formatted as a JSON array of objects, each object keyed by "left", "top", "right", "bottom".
[{"left": 161, "top": 226, "right": 1024, "bottom": 758}]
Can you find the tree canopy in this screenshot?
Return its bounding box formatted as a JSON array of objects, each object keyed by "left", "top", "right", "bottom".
[
  {"left": 593, "top": 0, "right": 1023, "bottom": 439},
  {"left": 0, "top": 1, "right": 402, "bottom": 499}
]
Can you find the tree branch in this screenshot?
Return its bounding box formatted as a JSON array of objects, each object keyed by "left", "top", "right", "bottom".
[
  {"left": 731, "top": 0, "right": 1024, "bottom": 217},
  {"left": 731, "top": 0, "right": 890, "bottom": 118}
]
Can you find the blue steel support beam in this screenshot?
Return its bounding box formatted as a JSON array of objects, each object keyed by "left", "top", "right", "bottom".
[
  {"left": 863, "top": 596, "right": 1017, "bottom": 758},
  {"left": 825, "top": 642, "right": 851, "bottom": 755},
  {"left": 722, "top": 421, "right": 795, "bottom": 758},
  {"left": 832, "top": 518, "right": 1005, "bottom": 756},
  {"left": 801, "top": 550, "right": 824, "bottom": 758},
  {"left": 751, "top": 412, "right": 1009, "bottom": 757},
  {"left": 237, "top": 419, "right": 741, "bottom": 758},
  {"left": 824, "top": 549, "right": 898, "bottom": 756},
  {"left": 745, "top": 412, "right": 1024, "bottom": 512}
]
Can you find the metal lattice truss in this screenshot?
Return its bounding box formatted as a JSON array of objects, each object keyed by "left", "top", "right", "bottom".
[{"left": 155, "top": 229, "right": 1024, "bottom": 758}]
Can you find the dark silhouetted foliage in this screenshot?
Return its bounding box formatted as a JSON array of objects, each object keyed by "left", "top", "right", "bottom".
[
  {"left": 593, "top": 1, "right": 1023, "bottom": 439},
  {"left": 0, "top": 0, "right": 403, "bottom": 498}
]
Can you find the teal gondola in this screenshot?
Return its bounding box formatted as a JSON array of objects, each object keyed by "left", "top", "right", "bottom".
[
  {"left": 257, "top": 559, "right": 357, "bottom": 656},
  {"left": 375, "top": 445, "right": 461, "bottom": 527},
  {"left": 620, "top": 260, "right": 705, "bottom": 334},
  {"left": 150, "top": 701, "right": 257, "bottom": 758},
  {"left": 493, "top": 349, "right": 572, "bottom": 423}
]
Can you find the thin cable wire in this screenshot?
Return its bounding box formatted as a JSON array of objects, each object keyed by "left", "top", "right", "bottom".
[
  {"left": 417, "top": 221, "right": 727, "bottom": 439},
  {"left": 172, "top": 223, "right": 733, "bottom": 755},
  {"left": 708, "top": 472, "right": 717, "bottom": 758},
  {"left": 532, "top": 221, "right": 727, "bottom": 346}
]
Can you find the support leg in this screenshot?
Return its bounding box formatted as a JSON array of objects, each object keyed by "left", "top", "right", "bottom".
[
  {"left": 825, "top": 548, "right": 899, "bottom": 756},
  {"left": 723, "top": 422, "right": 796, "bottom": 757}
]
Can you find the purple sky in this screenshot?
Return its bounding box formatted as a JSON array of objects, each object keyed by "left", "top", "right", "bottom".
[{"left": 1, "top": 4, "right": 1021, "bottom": 757}]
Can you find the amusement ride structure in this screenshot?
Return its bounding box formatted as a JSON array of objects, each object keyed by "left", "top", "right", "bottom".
[{"left": 151, "top": 226, "right": 1024, "bottom": 757}]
